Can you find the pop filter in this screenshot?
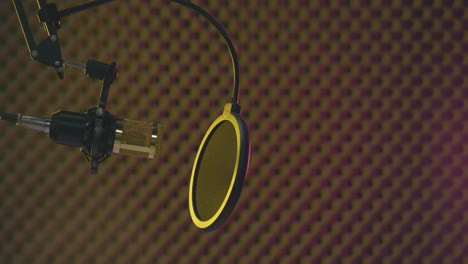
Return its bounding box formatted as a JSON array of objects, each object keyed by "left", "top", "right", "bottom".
[
  {"left": 169, "top": 0, "right": 250, "bottom": 230},
  {"left": 189, "top": 103, "right": 250, "bottom": 231}
]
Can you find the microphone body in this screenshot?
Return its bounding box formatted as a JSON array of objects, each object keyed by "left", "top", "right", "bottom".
[
  {"left": 2, "top": 110, "right": 161, "bottom": 160},
  {"left": 50, "top": 110, "right": 93, "bottom": 147}
]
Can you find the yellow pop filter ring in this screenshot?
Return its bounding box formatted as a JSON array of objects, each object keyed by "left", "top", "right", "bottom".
[{"left": 189, "top": 103, "right": 250, "bottom": 231}]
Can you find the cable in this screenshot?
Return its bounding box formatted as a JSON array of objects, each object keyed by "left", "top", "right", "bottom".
[{"left": 0, "top": 112, "right": 18, "bottom": 123}]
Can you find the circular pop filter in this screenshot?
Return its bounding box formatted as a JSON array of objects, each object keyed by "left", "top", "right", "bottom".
[{"left": 189, "top": 103, "right": 250, "bottom": 231}]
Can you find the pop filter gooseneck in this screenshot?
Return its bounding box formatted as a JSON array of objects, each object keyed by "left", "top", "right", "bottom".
[{"left": 172, "top": 0, "right": 250, "bottom": 231}]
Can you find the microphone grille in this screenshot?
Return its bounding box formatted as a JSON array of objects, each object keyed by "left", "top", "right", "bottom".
[{"left": 113, "top": 119, "right": 161, "bottom": 159}]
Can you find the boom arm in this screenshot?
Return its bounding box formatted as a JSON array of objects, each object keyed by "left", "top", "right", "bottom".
[{"left": 12, "top": 0, "right": 64, "bottom": 78}]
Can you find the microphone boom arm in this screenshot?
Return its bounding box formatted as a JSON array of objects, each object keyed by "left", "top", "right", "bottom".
[
  {"left": 12, "top": 0, "right": 116, "bottom": 79},
  {"left": 12, "top": 0, "right": 65, "bottom": 78}
]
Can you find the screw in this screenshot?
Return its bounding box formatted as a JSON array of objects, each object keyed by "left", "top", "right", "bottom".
[
  {"left": 54, "top": 60, "right": 61, "bottom": 67},
  {"left": 31, "top": 50, "right": 38, "bottom": 58},
  {"left": 50, "top": 35, "right": 57, "bottom": 42}
]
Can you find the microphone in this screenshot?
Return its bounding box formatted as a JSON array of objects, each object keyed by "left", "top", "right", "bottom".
[{"left": 1, "top": 110, "right": 161, "bottom": 160}]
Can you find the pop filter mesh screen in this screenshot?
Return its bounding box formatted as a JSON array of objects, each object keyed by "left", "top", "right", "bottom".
[{"left": 1, "top": 0, "right": 468, "bottom": 263}]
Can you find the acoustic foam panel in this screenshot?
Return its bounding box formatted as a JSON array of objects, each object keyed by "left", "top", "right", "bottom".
[{"left": 1, "top": 0, "right": 468, "bottom": 263}]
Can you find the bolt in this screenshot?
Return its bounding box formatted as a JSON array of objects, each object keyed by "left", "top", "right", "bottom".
[
  {"left": 50, "top": 35, "right": 57, "bottom": 42},
  {"left": 54, "top": 60, "right": 61, "bottom": 67},
  {"left": 31, "top": 50, "right": 38, "bottom": 58}
]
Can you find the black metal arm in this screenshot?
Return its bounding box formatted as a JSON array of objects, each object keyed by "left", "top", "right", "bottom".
[
  {"left": 11, "top": 0, "right": 116, "bottom": 80},
  {"left": 12, "top": 0, "right": 240, "bottom": 104},
  {"left": 59, "top": 0, "right": 115, "bottom": 19},
  {"left": 12, "top": 0, "right": 64, "bottom": 78}
]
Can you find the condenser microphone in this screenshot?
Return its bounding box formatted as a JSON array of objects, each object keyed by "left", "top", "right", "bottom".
[{"left": 0, "top": 110, "right": 161, "bottom": 160}]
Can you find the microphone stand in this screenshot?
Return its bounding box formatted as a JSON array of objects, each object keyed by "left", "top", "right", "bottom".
[
  {"left": 12, "top": 0, "right": 118, "bottom": 173},
  {"left": 9, "top": 0, "right": 242, "bottom": 175}
]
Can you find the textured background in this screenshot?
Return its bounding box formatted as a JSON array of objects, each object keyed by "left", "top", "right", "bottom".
[{"left": 1, "top": 0, "right": 468, "bottom": 263}]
